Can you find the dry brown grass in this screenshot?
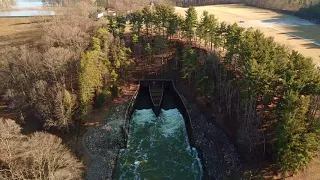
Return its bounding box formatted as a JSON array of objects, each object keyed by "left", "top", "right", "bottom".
[
  {"left": 175, "top": 4, "right": 320, "bottom": 65},
  {"left": 0, "top": 17, "right": 43, "bottom": 47},
  {"left": 0, "top": 5, "right": 77, "bottom": 48},
  {"left": 0, "top": 118, "right": 84, "bottom": 180},
  {"left": 289, "top": 25, "right": 320, "bottom": 45},
  {"left": 285, "top": 152, "right": 320, "bottom": 180}
]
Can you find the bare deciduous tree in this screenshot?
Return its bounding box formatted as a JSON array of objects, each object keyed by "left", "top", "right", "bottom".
[
  {"left": 0, "top": 3, "right": 100, "bottom": 130},
  {"left": 0, "top": 119, "right": 83, "bottom": 180}
]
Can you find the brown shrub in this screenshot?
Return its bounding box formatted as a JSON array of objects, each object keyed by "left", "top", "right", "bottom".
[
  {"left": 0, "top": 3, "right": 100, "bottom": 130},
  {"left": 0, "top": 119, "right": 83, "bottom": 180}
]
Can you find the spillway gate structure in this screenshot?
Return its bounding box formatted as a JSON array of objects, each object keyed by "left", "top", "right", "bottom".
[{"left": 123, "top": 79, "right": 194, "bottom": 146}]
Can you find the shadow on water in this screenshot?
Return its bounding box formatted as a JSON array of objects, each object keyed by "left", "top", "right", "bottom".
[
  {"left": 134, "top": 87, "right": 153, "bottom": 110},
  {"left": 161, "top": 90, "right": 177, "bottom": 110}
]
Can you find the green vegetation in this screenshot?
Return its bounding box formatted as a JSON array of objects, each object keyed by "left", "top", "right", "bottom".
[
  {"left": 0, "top": 5, "right": 133, "bottom": 178},
  {"left": 79, "top": 27, "right": 131, "bottom": 116},
  {"left": 119, "top": 4, "right": 320, "bottom": 175},
  {"left": 0, "top": 9, "right": 131, "bottom": 130},
  {"left": 183, "top": 6, "right": 197, "bottom": 42},
  {"left": 1, "top": 1, "right": 320, "bottom": 178}
]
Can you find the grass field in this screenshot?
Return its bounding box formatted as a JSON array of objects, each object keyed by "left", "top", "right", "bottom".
[
  {"left": 0, "top": 17, "right": 43, "bottom": 47},
  {"left": 175, "top": 4, "right": 320, "bottom": 66}
]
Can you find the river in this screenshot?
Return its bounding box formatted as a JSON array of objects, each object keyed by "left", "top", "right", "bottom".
[{"left": 115, "top": 108, "right": 202, "bottom": 179}]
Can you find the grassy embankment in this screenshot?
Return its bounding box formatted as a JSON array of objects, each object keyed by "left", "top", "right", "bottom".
[
  {"left": 176, "top": 4, "right": 320, "bottom": 179},
  {"left": 175, "top": 4, "right": 320, "bottom": 179},
  {"left": 175, "top": 4, "right": 320, "bottom": 66}
]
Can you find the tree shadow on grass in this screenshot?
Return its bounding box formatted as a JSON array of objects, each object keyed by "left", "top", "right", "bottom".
[
  {"left": 297, "top": 3, "right": 320, "bottom": 23},
  {"left": 301, "top": 42, "right": 320, "bottom": 49},
  {"left": 260, "top": 15, "right": 320, "bottom": 51}
]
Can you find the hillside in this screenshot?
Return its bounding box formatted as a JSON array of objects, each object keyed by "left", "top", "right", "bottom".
[{"left": 175, "top": 5, "right": 320, "bottom": 65}]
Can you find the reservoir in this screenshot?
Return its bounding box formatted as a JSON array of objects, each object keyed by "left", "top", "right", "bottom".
[{"left": 0, "top": 0, "right": 55, "bottom": 17}]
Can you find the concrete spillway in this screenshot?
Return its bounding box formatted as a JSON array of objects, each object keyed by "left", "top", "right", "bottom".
[{"left": 115, "top": 80, "right": 203, "bottom": 179}]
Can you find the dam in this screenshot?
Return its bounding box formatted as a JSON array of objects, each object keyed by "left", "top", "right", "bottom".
[{"left": 115, "top": 80, "right": 203, "bottom": 179}]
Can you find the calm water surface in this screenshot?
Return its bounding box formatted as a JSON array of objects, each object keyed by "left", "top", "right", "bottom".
[{"left": 0, "top": 0, "right": 55, "bottom": 17}]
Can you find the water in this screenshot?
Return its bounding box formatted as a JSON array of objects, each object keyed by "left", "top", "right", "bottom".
[
  {"left": 115, "top": 108, "right": 202, "bottom": 180},
  {"left": 14, "top": 0, "right": 44, "bottom": 8},
  {"left": 0, "top": 10, "right": 54, "bottom": 16},
  {"left": 0, "top": 0, "right": 55, "bottom": 17}
]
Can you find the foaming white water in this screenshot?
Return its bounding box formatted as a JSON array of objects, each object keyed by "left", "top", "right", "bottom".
[
  {"left": 159, "top": 109, "right": 184, "bottom": 138},
  {"left": 116, "top": 108, "right": 202, "bottom": 180},
  {"left": 132, "top": 109, "right": 156, "bottom": 126}
]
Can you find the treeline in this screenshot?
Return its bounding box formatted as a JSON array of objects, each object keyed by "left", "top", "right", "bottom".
[
  {"left": 79, "top": 26, "right": 131, "bottom": 118},
  {"left": 244, "top": 0, "right": 320, "bottom": 11},
  {"left": 94, "top": 0, "right": 175, "bottom": 13},
  {"left": 0, "top": 0, "right": 14, "bottom": 9},
  {"left": 176, "top": 0, "right": 241, "bottom": 6},
  {"left": 177, "top": 0, "right": 320, "bottom": 22},
  {"left": 0, "top": 4, "right": 131, "bottom": 131},
  {"left": 120, "top": 4, "right": 320, "bottom": 175},
  {"left": 298, "top": 2, "right": 320, "bottom": 21},
  {"left": 0, "top": 3, "right": 133, "bottom": 178},
  {"left": 178, "top": 0, "right": 319, "bottom": 10},
  {"left": 0, "top": 9, "right": 95, "bottom": 130},
  {"left": 244, "top": 0, "right": 320, "bottom": 21}
]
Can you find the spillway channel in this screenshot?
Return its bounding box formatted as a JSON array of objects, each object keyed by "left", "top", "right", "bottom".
[{"left": 115, "top": 80, "right": 202, "bottom": 179}]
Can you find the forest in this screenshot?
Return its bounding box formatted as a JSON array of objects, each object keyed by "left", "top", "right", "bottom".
[
  {"left": 1, "top": 1, "right": 320, "bottom": 179},
  {"left": 0, "top": 3, "right": 131, "bottom": 179},
  {"left": 122, "top": 4, "right": 320, "bottom": 176}
]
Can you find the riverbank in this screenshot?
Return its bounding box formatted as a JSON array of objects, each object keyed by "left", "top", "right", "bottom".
[
  {"left": 82, "top": 80, "right": 242, "bottom": 179},
  {"left": 82, "top": 84, "right": 137, "bottom": 179},
  {"left": 179, "top": 94, "right": 242, "bottom": 179},
  {"left": 83, "top": 100, "right": 128, "bottom": 179}
]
